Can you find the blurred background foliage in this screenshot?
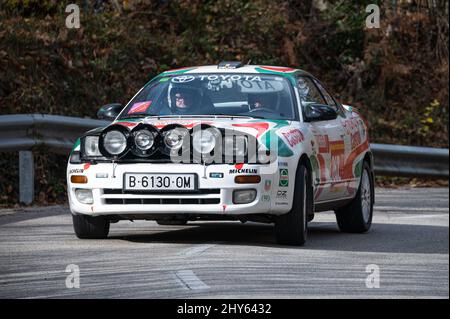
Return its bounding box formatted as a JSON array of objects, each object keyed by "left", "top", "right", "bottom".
[{"left": 0, "top": 0, "right": 448, "bottom": 205}]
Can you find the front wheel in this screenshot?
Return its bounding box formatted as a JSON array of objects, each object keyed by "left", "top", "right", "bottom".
[
  {"left": 274, "top": 164, "right": 310, "bottom": 246},
  {"left": 335, "top": 161, "right": 374, "bottom": 233},
  {"left": 72, "top": 214, "right": 110, "bottom": 239}
]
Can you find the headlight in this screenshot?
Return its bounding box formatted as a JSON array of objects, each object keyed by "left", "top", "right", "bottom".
[
  {"left": 164, "top": 127, "right": 188, "bottom": 150},
  {"left": 224, "top": 135, "right": 247, "bottom": 157},
  {"left": 103, "top": 130, "right": 127, "bottom": 155},
  {"left": 192, "top": 129, "right": 216, "bottom": 154},
  {"left": 84, "top": 136, "right": 101, "bottom": 157},
  {"left": 134, "top": 129, "right": 154, "bottom": 150}
]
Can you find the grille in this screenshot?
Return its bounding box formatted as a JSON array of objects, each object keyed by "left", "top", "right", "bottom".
[
  {"left": 101, "top": 188, "right": 221, "bottom": 205},
  {"left": 103, "top": 188, "right": 220, "bottom": 195}
]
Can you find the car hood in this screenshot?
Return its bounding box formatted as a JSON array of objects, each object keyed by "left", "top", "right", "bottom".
[{"left": 112, "top": 117, "right": 291, "bottom": 139}]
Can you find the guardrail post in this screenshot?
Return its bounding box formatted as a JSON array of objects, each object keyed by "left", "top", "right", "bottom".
[{"left": 19, "top": 151, "right": 34, "bottom": 205}]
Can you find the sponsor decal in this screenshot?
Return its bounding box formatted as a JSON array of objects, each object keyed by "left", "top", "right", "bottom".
[
  {"left": 278, "top": 161, "right": 288, "bottom": 167},
  {"left": 209, "top": 172, "right": 224, "bottom": 178},
  {"left": 83, "top": 163, "right": 91, "bottom": 170},
  {"left": 128, "top": 101, "right": 152, "bottom": 114},
  {"left": 279, "top": 169, "right": 289, "bottom": 187},
  {"left": 235, "top": 163, "right": 244, "bottom": 170},
  {"left": 197, "top": 75, "right": 262, "bottom": 82},
  {"left": 69, "top": 168, "right": 84, "bottom": 174},
  {"left": 222, "top": 205, "right": 227, "bottom": 212},
  {"left": 316, "top": 134, "right": 330, "bottom": 153},
  {"left": 282, "top": 129, "right": 304, "bottom": 147},
  {"left": 329, "top": 140, "right": 345, "bottom": 181},
  {"left": 330, "top": 140, "right": 345, "bottom": 154},
  {"left": 276, "top": 190, "right": 287, "bottom": 199},
  {"left": 238, "top": 79, "right": 283, "bottom": 92},
  {"left": 229, "top": 168, "right": 258, "bottom": 174},
  {"left": 262, "top": 195, "right": 271, "bottom": 202},
  {"left": 264, "top": 180, "right": 272, "bottom": 191},
  {"left": 171, "top": 75, "right": 195, "bottom": 83}
]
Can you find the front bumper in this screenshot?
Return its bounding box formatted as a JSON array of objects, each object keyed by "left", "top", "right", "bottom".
[{"left": 67, "top": 162, "right": 289, "bottom": 217}]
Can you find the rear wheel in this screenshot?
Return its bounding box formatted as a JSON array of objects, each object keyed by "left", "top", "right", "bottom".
[
  {"left": 335, "top": 161, "right": 374, "bottom": 233},
  {"left": 274, "top": 164, "right": 310, "bottom": 246},
  {"left": 72, "top": 214, "right": 110, "bottom": 239}
]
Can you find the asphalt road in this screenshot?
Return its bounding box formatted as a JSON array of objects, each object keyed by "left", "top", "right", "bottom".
[{"left": 0, "top": 188, "right": 448, "bottom": 299}]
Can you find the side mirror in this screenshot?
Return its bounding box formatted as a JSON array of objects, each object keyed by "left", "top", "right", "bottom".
[
  {"left": 97, "top": 103, "right": 123, "bottom": 120},
  {"left": 304, "top": 103, "right": 338, "bottom": 122}
]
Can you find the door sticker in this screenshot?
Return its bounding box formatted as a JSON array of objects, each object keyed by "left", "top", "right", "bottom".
[{"left": 279, "top": 169, "right": 289, "bottom": 187}]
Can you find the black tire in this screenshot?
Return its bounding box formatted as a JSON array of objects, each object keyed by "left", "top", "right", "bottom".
[
  {"left": 156, "top": 220, "right": 188, "bottom": 226},
  {"left": 335, "top": 161, "right": 374, "bottom": 233},
  {"left": 274, "top": 164, "right": 310, "bottom": 246},
  {"left": 72, "top": 214, "right": 110, "bottom": 239}
]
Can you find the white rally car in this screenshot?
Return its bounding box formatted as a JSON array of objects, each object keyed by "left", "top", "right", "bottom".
[{"left": 67, "top": 62, "right": 374, "bottom": 245}]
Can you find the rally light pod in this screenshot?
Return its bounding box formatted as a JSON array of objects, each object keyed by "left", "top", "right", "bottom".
[
  {"left": 98, "top": 124, "right": 131, "bottom": 158},
  {"left": 191, "top": 124, "right": 222, "bottom": 164},
  {"left": 129, "top": 124, "right": 160, "bottom": 157},
  {"left": 159, "top": 124, "right": 190, "bottom": 156}
]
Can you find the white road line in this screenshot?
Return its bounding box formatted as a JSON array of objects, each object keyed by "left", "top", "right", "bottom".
[
  {"left": 174, "top": 270, "right": 210, "bottom": 290},
  {"left": 393, "top": 214, "right": 449, "bottom": 219},
  {"left": 375, "top": 206, "right": 449, "bottom": 212},
  {"left": 180, "top": 244, "right": 216, "bottom": 257}
]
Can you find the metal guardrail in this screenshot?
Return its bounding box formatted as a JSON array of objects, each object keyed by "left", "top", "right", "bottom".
[
  {"left": 371, "top": 143, "right": 449, "bottom": 179},
  {"left": 0, "top": 114, "right": 448, "bottom": 204},
  {"left": 0, "top": 114, "right": 109, "bottom": 154}
]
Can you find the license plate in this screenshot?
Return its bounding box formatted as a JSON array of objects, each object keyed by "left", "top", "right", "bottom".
[{"left": 124, "top": 173, "right": 196, "bottom": 191}]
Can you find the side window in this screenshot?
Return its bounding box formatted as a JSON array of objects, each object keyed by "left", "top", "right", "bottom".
[
  {"left": 313, "top": 79, "right": 345, "bottom": 117},
  {"left": 296, "top": 77, "right": 326, "bottom": 105}
]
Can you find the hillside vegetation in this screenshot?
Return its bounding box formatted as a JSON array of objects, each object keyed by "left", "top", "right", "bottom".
[{"left": 0, "top": 0, "right": 448, "bottom": 205}]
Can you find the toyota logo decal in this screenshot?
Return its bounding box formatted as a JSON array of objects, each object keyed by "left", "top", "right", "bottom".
[{"left": 171, "top": 75, "right": 195, "bottom": 83}]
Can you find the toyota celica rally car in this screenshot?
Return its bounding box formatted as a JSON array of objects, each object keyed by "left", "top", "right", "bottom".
[{"left": 67, "top": 61, "right": 374, "bottom": 245}]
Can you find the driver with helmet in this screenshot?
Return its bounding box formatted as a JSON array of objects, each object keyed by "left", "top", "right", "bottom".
[
  {"left": 248, "top": 92, "right": 277, "bottom": 112},
  {"left": 168, "top": 83, "right": 202, "bottom": 115},
  {"left": 297, "top": 77, "right": 310, "bottom": 100}
]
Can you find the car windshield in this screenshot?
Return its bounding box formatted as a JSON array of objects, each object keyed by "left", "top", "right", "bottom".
[{"left": 119, "top": 73, "right": 297, "bottom": 120}]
